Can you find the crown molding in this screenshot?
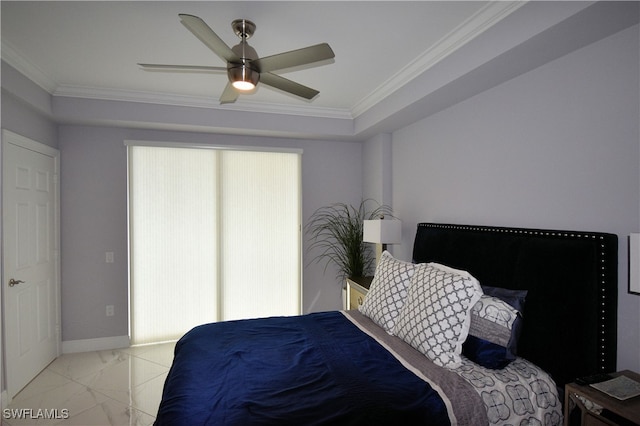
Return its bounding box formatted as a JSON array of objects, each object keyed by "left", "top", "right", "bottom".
[
  {"left": 52, "top": 84, "right": 353, "bottom": 120},
  {"left": 1, "top": 40, "right": 57, "bottom": 93},
  {"left": 351, "top": 1, "right": 526, "bottom": 118}
]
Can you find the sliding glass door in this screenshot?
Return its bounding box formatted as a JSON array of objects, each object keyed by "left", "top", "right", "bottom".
[{"left": 128, "top": 144, "right": 301, "bottom": 345}]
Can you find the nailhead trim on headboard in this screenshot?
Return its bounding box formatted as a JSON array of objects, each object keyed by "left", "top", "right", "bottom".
[{"left": 415, "top": 223, "right": 618, "bottom": 382}]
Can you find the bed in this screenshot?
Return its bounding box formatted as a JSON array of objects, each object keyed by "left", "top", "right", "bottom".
[{"left": 154, "top": 222, "right": 618, "bottom": 425}]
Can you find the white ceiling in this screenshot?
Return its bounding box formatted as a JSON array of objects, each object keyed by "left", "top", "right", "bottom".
[
  {"left": 1, "top": 1, "right": 499, "bottom": 108},
  {"left": 2, "top": 1, "right": 638, "bottom": 140}
]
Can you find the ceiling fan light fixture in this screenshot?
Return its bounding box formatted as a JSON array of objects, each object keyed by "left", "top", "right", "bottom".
[{"left": 229, "top": 65, "right": 259, "bottom": 91}]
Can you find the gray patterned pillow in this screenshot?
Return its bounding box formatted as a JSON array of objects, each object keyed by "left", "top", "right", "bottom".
[
  {"left": 359, "top": 251, "right": 415, "bottom": 333},
  {"left": 469, "top": 295, "right": 519, "bottom": 349},
  {"left": 394, "top": 262, "right": 483, "bottom": 369}
]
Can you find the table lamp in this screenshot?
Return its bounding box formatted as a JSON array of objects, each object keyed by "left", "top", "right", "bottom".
[{"left": 363, "top": 218, "right": 402, "bottom": 266}]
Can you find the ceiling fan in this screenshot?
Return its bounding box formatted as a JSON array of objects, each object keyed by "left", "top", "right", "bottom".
[{"left": 139, "top": 14, "right": 335, "bottom": 104}]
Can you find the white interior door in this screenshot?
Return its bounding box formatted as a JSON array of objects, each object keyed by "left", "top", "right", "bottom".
[{"left": 2, "top": 130, "right": 60, "bottom": 400}]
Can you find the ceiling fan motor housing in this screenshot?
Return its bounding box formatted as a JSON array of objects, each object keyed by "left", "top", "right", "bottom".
[
  {"left": 228, "top": 64, "right": 260, "bottom": 91},
  {"left": 228, "top": 39, "right": 260, "bottom": 90}
]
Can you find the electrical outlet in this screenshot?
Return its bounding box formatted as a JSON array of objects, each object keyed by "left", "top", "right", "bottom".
[
  {"left": 106, "top": 305, "right": 115, "bottom": 317},
  {"left": 106, "top": 252, "right": 114, "bottom": 263}
]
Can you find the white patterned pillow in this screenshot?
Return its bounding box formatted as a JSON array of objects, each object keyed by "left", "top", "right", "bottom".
[
  {"left": 394, "top": 262, "right": 483, "bottom": 369},
  {"left": 359, "top": 251, "right": 415, "bottom": 333}
]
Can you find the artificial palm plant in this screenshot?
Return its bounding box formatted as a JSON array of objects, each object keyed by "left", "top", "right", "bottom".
[{"left": 305, "top": 199, "right": 393, "bottom": 280}]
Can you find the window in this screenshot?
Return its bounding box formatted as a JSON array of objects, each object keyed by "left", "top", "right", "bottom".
[{"left": 128, "top": 143, "right": 301, "bottom": 345}]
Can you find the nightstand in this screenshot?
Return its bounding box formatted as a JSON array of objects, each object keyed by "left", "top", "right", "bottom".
[
  {"left": 346, "top": 276, "right": 373, "bottom": 310},
  {"left": 564, "top": 370, "right": 640, "bottom": 426}
]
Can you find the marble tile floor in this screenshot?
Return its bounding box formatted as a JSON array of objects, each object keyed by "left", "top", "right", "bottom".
[{"left": 3, "top": 342, "right": 175, "bottom": 426}]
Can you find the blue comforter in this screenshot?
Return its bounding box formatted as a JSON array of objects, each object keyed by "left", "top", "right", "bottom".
[{"left": 154, "top": 311, "right": 451, "bottom": 425}]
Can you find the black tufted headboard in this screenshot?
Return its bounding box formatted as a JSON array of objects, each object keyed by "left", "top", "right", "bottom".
[{"left": 412, "top": 223, "right": 618, "bottom": 387}]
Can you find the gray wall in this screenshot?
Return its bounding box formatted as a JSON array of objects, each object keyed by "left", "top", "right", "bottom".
[
  {"left": 362, "top": 133, "right": 392, "bottom": 207},
  {"left": 58, "top": 126, "right": 363, "bottom": 341},
  {"left": 391, "top": 24, "right": 640, "bottom": 371},
  {"left": 1, "top": 62, "right": 58, "bottom": 148}
]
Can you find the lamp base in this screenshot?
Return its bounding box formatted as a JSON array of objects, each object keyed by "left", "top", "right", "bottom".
[{"left": 374, "top": 243, "right": 387, "bottom": 266}]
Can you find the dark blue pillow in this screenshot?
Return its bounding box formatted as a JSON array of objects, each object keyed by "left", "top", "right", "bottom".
[
  {"left": 481, "top": 286, "right": 527, "bottom": 313},
  {"left": 462, "top": 336, "right": 511, "bottom": 370}
]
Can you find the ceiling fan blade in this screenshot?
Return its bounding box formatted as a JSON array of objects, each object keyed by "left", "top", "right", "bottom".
[
  {"left": 253, "top": 43, "right": 334, "bottom": 73},
  {"left": 260, "top": 73, "right": 319, "bottom": 100},
  {"left": 220, "top": 82, "right": 239, "bottom": 104},
  {"left": 138, "top": 63, "right": 227, "bottom": 73},
  {"left": 179, "top": 14, "right": 238, "bottom": 63}
]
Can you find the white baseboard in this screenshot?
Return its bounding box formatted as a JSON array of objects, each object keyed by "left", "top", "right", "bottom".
[{"left": 62, "top": 335, "right": 130, "bottom": 354}]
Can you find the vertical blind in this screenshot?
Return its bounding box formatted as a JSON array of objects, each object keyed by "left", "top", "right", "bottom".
[{"left": 128, "top": 144, "right": 301, "bottom": 345}]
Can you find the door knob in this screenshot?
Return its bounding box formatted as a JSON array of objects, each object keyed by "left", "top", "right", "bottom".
[{"left": 8, "top": 278, "right": 24, "bottom": 287}]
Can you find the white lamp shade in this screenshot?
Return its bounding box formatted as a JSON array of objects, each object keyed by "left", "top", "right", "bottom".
[{"left": 363, "top": 219, "right": 402, "bottom": 244}]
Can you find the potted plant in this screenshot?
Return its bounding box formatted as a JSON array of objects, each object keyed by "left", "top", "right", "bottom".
[{"left": 305, "top": 199, "right": 393, "bottom": 280}]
